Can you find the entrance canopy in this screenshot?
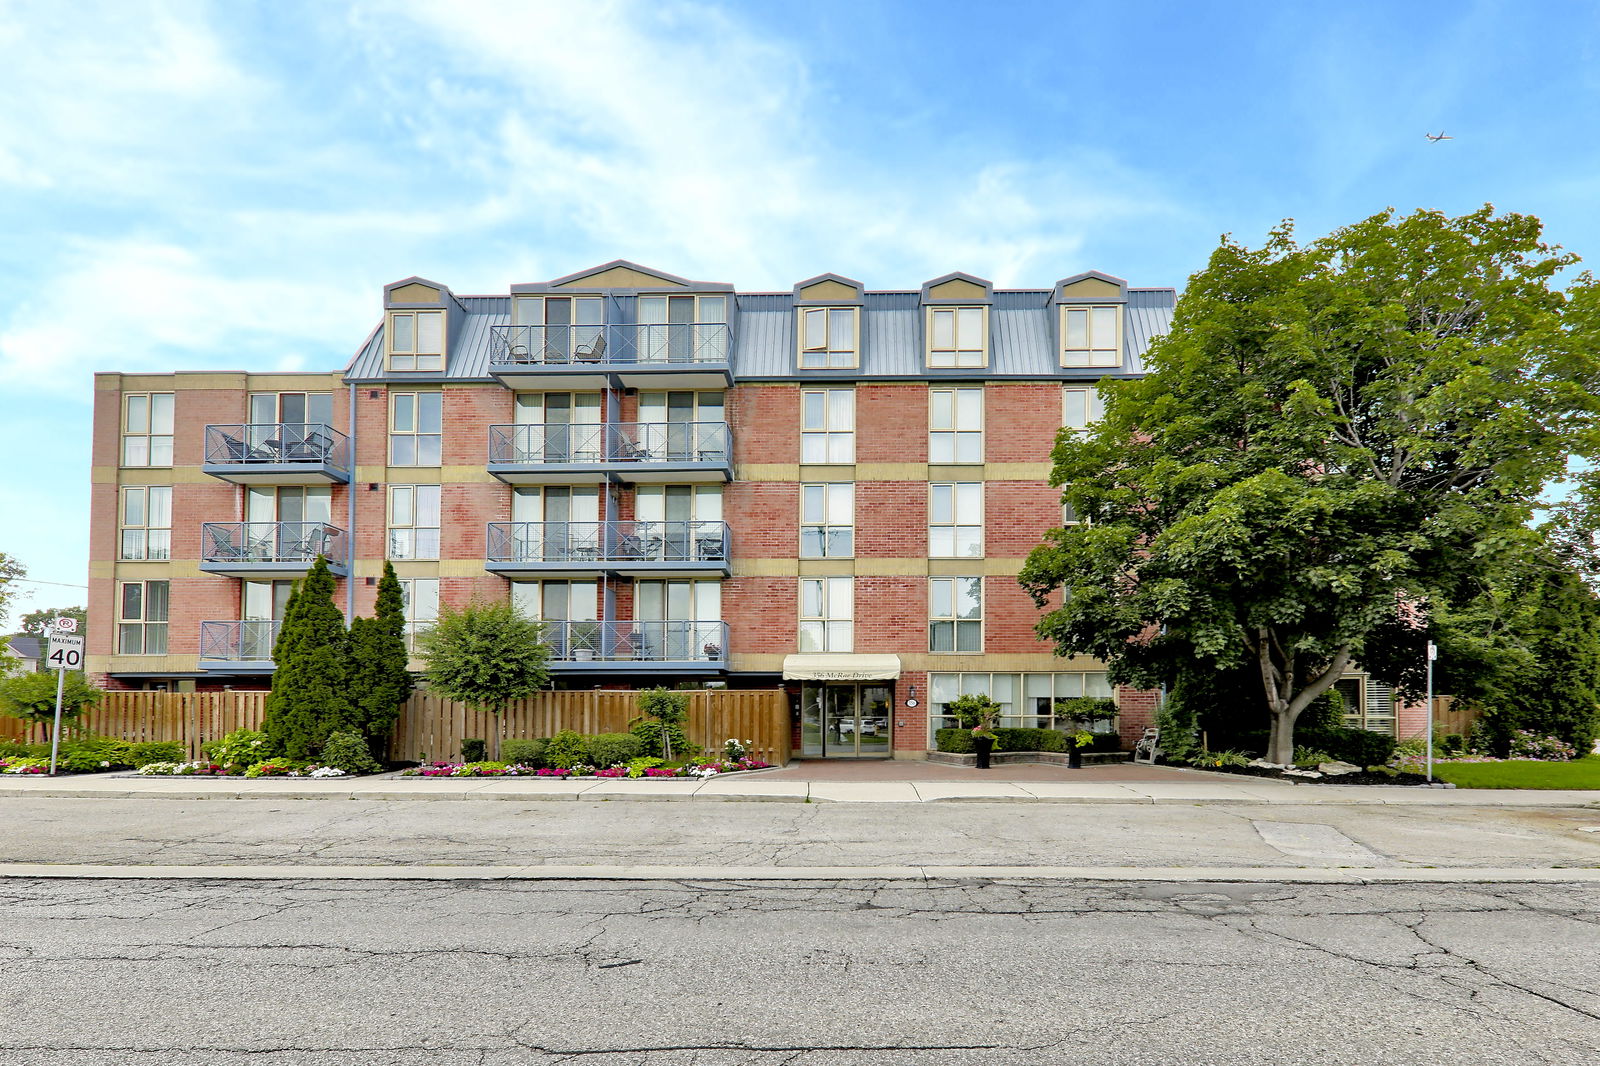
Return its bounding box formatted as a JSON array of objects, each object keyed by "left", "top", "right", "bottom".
[{"left": 782, "top": 654, "right": 901, "bottom": 682}]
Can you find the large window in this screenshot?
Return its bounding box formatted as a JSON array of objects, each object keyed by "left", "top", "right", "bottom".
[
  {"left": 1062, "top": 386, "right": 1104, "bottom": 430},
  {"left": 512, "top": 296, "right": 603, "bottom": 362},
  {"left": 799, "top": 577, "right": 853, "bottom": 653},
  {"left": 929, "top": 576, "right": 982, "bottom": 653},
  {"left": 122, "top": 393, "right": 174, "bottom": 467},
  {"left": 798, "top": 307, "right": 858, "bottom": 368},
  {"left": 390, "top": 392, "right": 443, "bottom": 466},
  {"left": 929, "top": 483, "right": 982, "bottom": 558},
  {"left": 800, "top": 483, "right": 854, "bottom": 558},
  {"left": 1337, "top": 676, "right": 1396, "bottom": 736},
  {"left": 927, "top": 306, "right": 987, "bottom": 368},
  {"left": 120, "top": 486, "right": 172, "bottom": 561},
  {"left": 117, "top": 580, "right": 169, "bottom": 655},
  {"left": 929, "top": 671, "right": 1116, "bottom": 734},
  {"left": 388, "top": 485, "right": 441, "bottom": 560},
  {"left": 1061, "top": 305, "right": 1121, "bottom": 367},
  {"left": 929, "top": 387, "right": 983, "bottom": 463},
  {"left": 399, "top": 577, "right": 439, "bottom": 654},
  {"left": 801, "top": 388, "right": 855, "bottom": 463},
  {"left": 388, "top": 310, "right": 443, "bottom": 371},
  {"left": 249, "top": 392, "right": 334, "bottom": 427}
]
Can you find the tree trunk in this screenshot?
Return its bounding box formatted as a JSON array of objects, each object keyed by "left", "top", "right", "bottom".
[{"left": 1255, "top": 635, "right": 1353, "bottom": 765}]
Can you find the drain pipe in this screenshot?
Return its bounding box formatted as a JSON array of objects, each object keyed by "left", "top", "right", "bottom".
[{"left": 346, "top": 377, "right": 356, "bottom": 619}]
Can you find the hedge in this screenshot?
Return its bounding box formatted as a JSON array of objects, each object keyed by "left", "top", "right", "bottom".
[{"left": 935, "top": 728, "right": 1124, "bottom": 755}]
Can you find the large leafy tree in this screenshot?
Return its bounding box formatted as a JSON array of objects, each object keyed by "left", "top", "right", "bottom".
[
  {"left": 1021, "top": 207, "right": 1600, "bottom": 764},
  {"left": 15, "top": 605, "right": 87, "bottom": 644},
  {"left": 348, "top": 561, "right": 413, "bottom": 758},
  {"left": 0, "top": 669, "right": 101, "bottom": 738},
  {"left": 262, "top": 557, "right": 355, "bottom": 759},
  {"left": 0, "top": 552, "right": 26, "bottom": 652},
  {"left": 417, "top": 601, "right": 550, "bottom": 757}
]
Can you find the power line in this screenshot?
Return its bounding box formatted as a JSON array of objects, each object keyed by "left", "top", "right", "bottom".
[{"left": 0, "top": 578, "right": 89, "bottom": 590}]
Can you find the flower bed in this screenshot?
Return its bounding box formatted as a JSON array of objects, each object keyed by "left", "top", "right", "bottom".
[
  {"left": 401, "top": 757, "right": 773, "bottom": 779},
  {"left": 1, "top": 757, "right": 50, "bottom": 775},
  {"left": 135, "top": 760, "right": 355, "bottom": 778}
]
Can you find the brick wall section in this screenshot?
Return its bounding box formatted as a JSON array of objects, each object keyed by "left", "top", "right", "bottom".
[
  {"left": 724, "top": 481, "right": 798, "bottom": 556},
  {"left": 721, "top": 576, "right": 797, "bottom": 656},
  {"left": 855, "top": 481, "right": 929, "bottom": 557},
  {"left": 730, "top": 386, "right": 799, "bottom": 465},
  {"left": 985, "top": 383, "right": 1064, "bottom": 463}
]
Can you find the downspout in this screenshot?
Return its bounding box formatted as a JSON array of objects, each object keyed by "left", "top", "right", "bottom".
[{"left": 346, "top": 378, "right": 356, "bottom": 619}]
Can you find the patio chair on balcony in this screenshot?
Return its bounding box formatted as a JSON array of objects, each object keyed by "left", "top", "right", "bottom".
[
  {"left": 212, "top": 432, "right": 250, "bottom": 463},
  {"left": 204, "top": 526, "right": 251, "bottom": 563},
  {"left": 613, "top": 532, "right": 646, "bottom": 560},
  {"left": 286, "top": 526, "right": 332, "bottom": 562},
  {"left": 284, "top": 429, "right": 333, "bottom": 462},
  {"left": 575, "top": 332, "right": 607, "bottom": 363}
]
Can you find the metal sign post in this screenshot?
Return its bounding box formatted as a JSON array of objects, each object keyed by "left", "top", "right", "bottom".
[
  {"left": 45, "top": 621, "right": 84, "bottom": 778},
  {"left": 1425, "top": 641, "right": 1437, "bottom": 784}
]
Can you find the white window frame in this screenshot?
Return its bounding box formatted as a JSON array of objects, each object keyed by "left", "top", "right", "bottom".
[
  {"left": 927, "top": 306, "right": 988, "bottom": 368},
  {"left": 119, "top": 486, "right": 172, "bottom": 561},
  {"left": 389, "top": 392, "right": 443, "bottom": 466},
  {"left": 1062, "top": 386, "right": 1104, "bottom": 431},
  {"left": 929, "top": 576, "right": 982, "bottom": 654},
  {"left": 799, "top": 576, "right": 853, "bottom": 653},
  {"left": 929, "top": 482, "right": 983, "bottom": 558},
  {"left": 797, "top": 307, "right": 859, "bottom": 369},
  {"left": 388, "top": 485, "right": 441, "bottom": 560},
  {"left": 399, "top": 577, "right": 440, "bottom": 654},
  {"left": 800, "top": 483, "right": 854, "bottom": 558},
  {"left": 1061, "top": 305, "right": 1122, "bottom": 368},
  {"left": 117, "top": 579, "right": 169, "bottom": 655},
  {"left": 801, "top": 388, "right": 855, "bottom": 463},
  {"left": 929, "top": 387, "right": 983, "bottom": 464},
  {"left": 388, "top": 310, "right": 444, "bottom": 371},
  {"left": 929, "top": 671, "right": 1116, "bottom": 736},
  {"left": 122, "top": 392, "right": 175, "bottom": 467}
]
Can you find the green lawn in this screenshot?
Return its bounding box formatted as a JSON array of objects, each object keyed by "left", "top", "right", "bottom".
[{"left": 1429, "top": 755, "right": 1600, "bottom": 790}]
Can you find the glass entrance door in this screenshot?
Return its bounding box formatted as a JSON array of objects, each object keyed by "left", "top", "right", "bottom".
[{"left": 800, "top": 682, "right": 892, "bottom": 757}]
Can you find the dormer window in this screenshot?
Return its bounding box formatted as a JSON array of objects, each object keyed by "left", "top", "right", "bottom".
[
  {"left": 927, "top": 306, "right": 987, "bottom": 368},
  {"left": 389, "top": 311, "right": 443, "bottom": 371},
  {"left": 1061, "top": 306, "right": 1121, "bottom": 368},
  {"left": 799, "top": 307, "right": 858, "bottom": 369}
]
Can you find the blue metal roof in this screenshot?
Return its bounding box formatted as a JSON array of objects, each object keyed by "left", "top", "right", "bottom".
[{"left": 344, "top": 285, "right": 1175, "bottom": 384}]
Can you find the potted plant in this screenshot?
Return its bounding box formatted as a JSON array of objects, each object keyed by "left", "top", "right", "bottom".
[
  {"left": 1065, "top": 729, "right": 1094, "bottom": 769},
  {"left": 947, "top": 693, "right": 1003, "bottom": 770}
]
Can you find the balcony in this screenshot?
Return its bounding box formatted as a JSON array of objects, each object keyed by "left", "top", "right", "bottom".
[
  {"left": 543, "top": 619, "right": 728, "bottom": 673},
  {"left": 487, "top": 323, "right": 733, "bottom": 389},
  {"left": 198, "top": 522, "right": 349, "bottom": 578},
  {"left": 197, "top": 620, "right": 280, "bottom": 673},
  {"left": 486, "top": 421, "right": 732, "bottom": 484},
  {"left": 202, "top": 424, "right": 351, "bottom": 484},
  {"left": 485, "top": 520, "right": 730, "bottom": 578}
]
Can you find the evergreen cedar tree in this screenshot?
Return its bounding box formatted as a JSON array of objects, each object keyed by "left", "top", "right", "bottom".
[
  {"left": 262, "top": 556, "right": 356, "bottom": 759},
  {"left": 348, "top": 561, "right": 413, "bottom": 756},
  {"left": 1020, "top": 207, "right": 1600, "bottom": 765}
]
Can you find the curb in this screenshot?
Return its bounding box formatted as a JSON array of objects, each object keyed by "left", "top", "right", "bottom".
[{"left": 1, "top": 862, "right": 1598, "bottom": 883}]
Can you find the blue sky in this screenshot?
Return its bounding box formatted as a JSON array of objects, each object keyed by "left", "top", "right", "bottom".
[{"left": 3, "top": 0, "right": 1598, "bottom": 627}]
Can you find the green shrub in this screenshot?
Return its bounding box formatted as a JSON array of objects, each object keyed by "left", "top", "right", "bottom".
[
  {"left": 626, "top": 756, "right": 664, "bottom": 778},
  {"left": 935, "top": 728, "right": 975, "bottom": 754},
  {"left": 1054, "top": 697, "right": 1119, "bottom": 728},
  {"left": 57, "top": 735, "right": 133, "bottom": 772},
  {"left": 204, "top": 729, "right": 272, "bottom": 773},
  {"left": 501, "top": 738, "right": 548, "bottom": 767},
  {"left": 585, "top": 732, "right": 644, "bottom": 768},
  {"left": 545, "top": 730, "right": 589, "bottom": 769},
  {"left": 321, "top": 730, "right": 382, "bottom": 774},
  {"left": 1086, "top": 732, "right": 1124, "bottom": 753},
  {"left": 1439, "top": 732, "right": 1466, "bottom": 757},
  {"left": 129, "top": 741, "right": 186, "bottom": 767},
  {"left": 945, "top": 694, "right": 1002, "bottom": 729},
  {"left": 460, "top": 738, "right": 487, "bottom": 763},
  {"left": 1293, "top": 747, "right": 1337, "bottom": 766},
  {"left": 629, "top": 719, "right": 698, "bottom": 760},
  {"left": 1297, "top": 726, "right": 1397, "bottom": 767},
  {"left": 631, "top": 688, "right": 698, "bottom": 759},
  {"left": 244, "top": 759, "right": 306, "bottom": 778},
  {"left": 0, "top": 739, "right": 27, "bottom": 758}
]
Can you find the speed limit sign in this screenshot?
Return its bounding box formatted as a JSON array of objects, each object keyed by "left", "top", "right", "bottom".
[{"left": 47, "top": 634, "right": 84, "bottom": 669}]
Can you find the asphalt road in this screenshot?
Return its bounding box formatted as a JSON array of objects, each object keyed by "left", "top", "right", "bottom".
[
  {"left": 1, "top": 796, "right": 1596, "bottom": 869},
  {"left": 1, "top": 876, "right": 1597, "bottom": 1064}
]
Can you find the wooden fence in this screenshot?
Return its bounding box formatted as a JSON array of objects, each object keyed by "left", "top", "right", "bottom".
[
  {"left": 391, "top": 688, "right": 791, "bottom": 765},
  {"left": 1431, "top": 695, "right": 1481, "bottom": 739},
  {"left": 2, "top": 688, "right": 791, "bottom": 766}
]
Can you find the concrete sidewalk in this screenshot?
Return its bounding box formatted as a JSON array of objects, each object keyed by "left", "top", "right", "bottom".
[{"left": 1, "top": 767, "right": 1595, "bottom": 805}]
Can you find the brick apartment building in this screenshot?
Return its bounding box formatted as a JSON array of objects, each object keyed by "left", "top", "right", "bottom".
[{"left": 87, "top": 261, "right": 1411, "bottom": 757}]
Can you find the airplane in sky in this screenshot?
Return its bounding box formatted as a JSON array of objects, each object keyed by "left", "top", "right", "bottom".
[{"left": 1425, "top": 131, "right": 1454, "bottom": 141}]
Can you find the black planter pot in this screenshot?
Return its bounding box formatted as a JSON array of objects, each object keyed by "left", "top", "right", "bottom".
[
  {"left": 974, "top": 736, "right": 994, "bottom": 769},
  {"left": 1068, "top": 745, "right": 1083, "bottom": 770}
]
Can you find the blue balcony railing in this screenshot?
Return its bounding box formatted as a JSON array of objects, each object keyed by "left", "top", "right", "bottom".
[
  {"left": 203, "top": 423, "right": 350, "bottom": 470},
  {"left": 200, "top": 522, "right": 346, "bottom": 567},
  {"left": 486, "top": 520, "right": 729, "bottom": 567},
  {"left": 198, "top": 620, "right": 281, "bottom": 663},
  {"left": 487, "top": 421, "right": 729, "bottom": 466},
  {"left": 489, "top": 323, "right": 731, "bottom": 368},
  {"left": 541, "top": 619, "right": 727, "bottom": 664}
]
